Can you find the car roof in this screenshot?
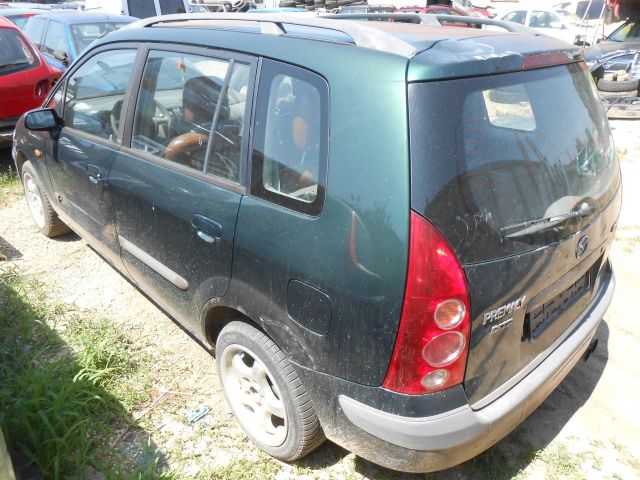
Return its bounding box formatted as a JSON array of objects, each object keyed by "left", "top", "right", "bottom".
[
  {"left": 0, "top": 7, "right": 44, "bottom": 15},
  {"left": 93, "top": 14, "right": 583, "bottom": 81},
  {"left": 36, "top": 12, "right": 137, "bottom": 24}
]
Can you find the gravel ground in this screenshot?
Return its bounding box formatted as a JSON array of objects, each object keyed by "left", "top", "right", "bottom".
[{"left": 1, "top": 120, "right": 639, "bottom": 479}]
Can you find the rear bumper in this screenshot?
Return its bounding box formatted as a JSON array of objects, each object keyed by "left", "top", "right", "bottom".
[{"left": 299, "top": 270, "right": 614, "bottom": 473}]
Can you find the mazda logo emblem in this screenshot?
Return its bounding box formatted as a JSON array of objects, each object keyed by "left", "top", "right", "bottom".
[{"left": 576, "top": 236, "right": 589, "bottom": 258}]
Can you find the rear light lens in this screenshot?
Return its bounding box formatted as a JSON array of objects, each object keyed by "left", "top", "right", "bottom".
[
  {"left": 422, "top": 331, "right": 465, "bottom": 367},
  {"left": 421, "top": 369, "right": 449, "bottom": 390},
  {"left": 434, "top": 298, "right": 465, "bottom": 329},
  {"left": 382, "top": 211, "right": 470, "bottom": 395}
]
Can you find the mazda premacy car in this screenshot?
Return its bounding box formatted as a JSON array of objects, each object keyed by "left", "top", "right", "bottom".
[{"left": 12, "top": 13, "right": 620, "bottom": 473}]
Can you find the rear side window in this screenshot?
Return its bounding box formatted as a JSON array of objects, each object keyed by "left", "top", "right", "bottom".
[
  {"left": 42, "top": 21, "right": 68, "bottom": 58},
  {"left": 63, "top": 49, "right": 137, "bottom": 141},
  {"left": 0, "top": 29, "right": 37, "bottom": 76},
  {"left": 251, "top": 60, "right": 328, "bottom": 216}
]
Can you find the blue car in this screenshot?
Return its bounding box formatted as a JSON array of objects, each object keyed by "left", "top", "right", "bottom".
[{"left": 22, "top": 12, "right": 135, "bottom": 70}]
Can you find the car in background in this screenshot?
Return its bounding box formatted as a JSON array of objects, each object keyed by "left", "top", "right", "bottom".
[
  {"left": 22, "top": 12, "right": 135, "bottom": 70},
  {"left": 0, "top": 7, "right": 45, "bottom": 29},
  {"left": 501, "top": 7, "right": 597, "bottom": 45},
  {"left": 0, "top": 16, "right": 60, "bottom": 146},
  {"left": 398, "top": 5, "right": 478, "bottom": 27},
  {"left": 188, "top": 3, "right": 209, "bottom": 11},
  {"left": 585, "top": 17, "right": 640, "bottom": 63}
]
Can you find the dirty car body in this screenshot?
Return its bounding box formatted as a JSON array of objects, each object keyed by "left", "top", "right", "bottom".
[{"left": 12, "top": 14, "right": 620, "bottom": 473}]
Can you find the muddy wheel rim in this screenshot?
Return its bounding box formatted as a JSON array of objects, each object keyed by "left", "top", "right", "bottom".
[
  {"left": 220, "top": 344, "right": 287, "bottom": 447},
  {"left": 23, "top": 173, "right": 45, "bottom": 229}
]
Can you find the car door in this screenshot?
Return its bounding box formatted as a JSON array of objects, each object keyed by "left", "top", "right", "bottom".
[
  {"left": 109, "top": 45, "right": 254, "bottom": 328},
  {"left": 45, "top": 46, "right": 139, "bottom": 264}
]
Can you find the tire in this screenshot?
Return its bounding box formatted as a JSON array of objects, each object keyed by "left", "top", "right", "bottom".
[
  {"left": 21, "top": 161, "right": 70, "bottom": 238},
  {"left": 216, "top": 321, "right": 325, "bottom": 461},
  {"left": 597, "top": 77, "right": 640, "bottom": 94}
]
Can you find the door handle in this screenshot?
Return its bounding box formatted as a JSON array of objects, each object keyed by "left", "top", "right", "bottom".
[
  {"left": 192, "top": 214, "right": 222, "bottom": 244},
  {"left": 86, "top": 164, "right": 104, "bottom": 185}
]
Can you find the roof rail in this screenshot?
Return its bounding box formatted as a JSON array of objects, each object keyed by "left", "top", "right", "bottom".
[
  {"left": 321, "top": 13, "right": 541, "bottom": 36},
  {"left": 125, "top": 13, "right": 420, "bottom": 57}
]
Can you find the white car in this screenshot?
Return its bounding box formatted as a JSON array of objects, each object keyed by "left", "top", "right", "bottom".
[{"left": 501, "top": 8, "right": 597, "bottom": 45}]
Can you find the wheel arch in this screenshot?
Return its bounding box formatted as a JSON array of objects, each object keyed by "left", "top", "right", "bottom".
[
  {"left": 200, "top": 303, "right": 267, "bottom": 354},
  {"left": 14, "top": 150, "right": 28, "bottom": 179}
]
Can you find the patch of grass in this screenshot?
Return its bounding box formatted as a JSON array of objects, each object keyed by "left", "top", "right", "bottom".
[
  {"left": 539, "top": 444, "right": 583, "bottom": 480},
  {"left": 0, "top": 267, "right": 169, "bottom": 478},
  {"left": 0, "top": 165, "right": 21, "bottom": 205}
]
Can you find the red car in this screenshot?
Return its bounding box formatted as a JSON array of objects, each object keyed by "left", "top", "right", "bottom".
[
  {"left": 397, "top": 5, "right": 477, "bottom": 27},
  {"left": 0, "top": 16, "right": 60, "bottom": 146}
]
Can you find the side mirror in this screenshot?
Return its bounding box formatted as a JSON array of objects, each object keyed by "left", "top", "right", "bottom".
[
  {"left": 561, "top": 23, "right": 567, "bottom": 30},
  {"left": 25, "top": 109, "right": 60, "bottom": 131},
  {"left": 53, "top": 50, "right": 70, "bottom": 65}
]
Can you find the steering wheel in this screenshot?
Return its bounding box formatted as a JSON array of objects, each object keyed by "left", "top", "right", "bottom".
[
  {"left": 110, "top": 99, "right": 172, "bottom": 138},
  {"left": 165, "top": 132, "right": 209, "bottom": 168}
]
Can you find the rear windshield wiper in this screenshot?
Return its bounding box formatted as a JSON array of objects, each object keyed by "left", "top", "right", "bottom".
[{"left": 501, "top": 202, "right": 595, "bottom": 238}]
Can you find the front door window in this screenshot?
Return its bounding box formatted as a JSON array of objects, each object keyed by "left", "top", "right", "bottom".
[{"left": 63, "top": 49, "right": 137, "bottom": 141}]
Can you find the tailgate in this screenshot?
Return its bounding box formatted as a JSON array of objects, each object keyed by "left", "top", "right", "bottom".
[{"left": 408, "top": 62, "right": 621, "bottom": 404}]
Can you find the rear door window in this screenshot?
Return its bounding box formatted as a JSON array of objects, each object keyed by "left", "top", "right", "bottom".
[
  {"left": 23, "top": 17, "right": 46, "bottom": 48},
  {"left": 42, "top": 21, "right": 68, "bottom": 58},
  {"left": 129, "top": 49, "right": 252, "bottom": 184},
  {"left": 131, "top": 50, "right": 229, "bottom": 171},
  {"left": 250, "top": 60, "right": 328, "bottom": 216}
]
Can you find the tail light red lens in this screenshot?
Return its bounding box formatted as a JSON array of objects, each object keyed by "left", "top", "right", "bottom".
[{"left": 382, "top": 211, "right": 470, "bottom": 395}]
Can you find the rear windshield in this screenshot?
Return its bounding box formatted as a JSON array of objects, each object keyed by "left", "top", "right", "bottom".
[
  {"left": 7, "top": 14, "right": 36, "bottom": 30},
  {"left": 70, "top": 22, "right": 130, "bottom": 54},
  {"left": 0, "top": 28, "right": 37, "bottom": 76},
  {"left": 409, "top": 62, "right": 620, "bottom": 264}
]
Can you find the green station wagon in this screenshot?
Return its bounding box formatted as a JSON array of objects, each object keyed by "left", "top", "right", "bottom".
[{"left": 13, "top": 13, "right": 620, "bottom": 472}]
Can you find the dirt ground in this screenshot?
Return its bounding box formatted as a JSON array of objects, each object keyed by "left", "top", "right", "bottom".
[{"left": 1, "top": 120, "right": 639, "bottom": 479}]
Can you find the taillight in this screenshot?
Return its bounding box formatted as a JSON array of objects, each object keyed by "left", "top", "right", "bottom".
[{"left": 382, "top": 211, "right": 470, "bottom": 395}]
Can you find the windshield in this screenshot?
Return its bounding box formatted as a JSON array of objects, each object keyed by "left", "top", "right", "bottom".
[
  {"left": 409, "top": 62, "right": 620, "bottom": 264},
  {"left": 0, "top": 28, "right": 37, "bottom": 76},
  {"left": 70, "top": 22, "right": 129, "bottom": 54},
  {"left": 609, "top": 20, "right": 640, "bottom": 42}
]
